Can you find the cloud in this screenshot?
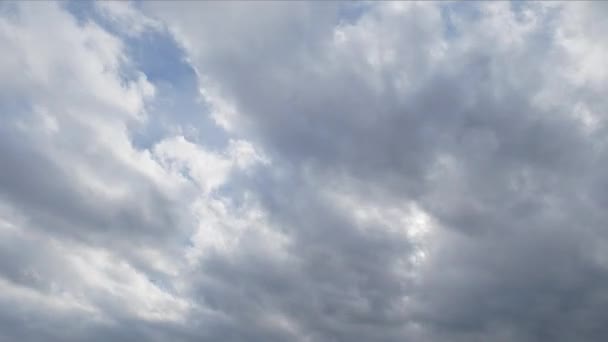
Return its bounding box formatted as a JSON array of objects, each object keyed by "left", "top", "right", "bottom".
[
  {"left": 2, "top": 1, "right": 608, "bottom": 341},
  {"left": 0, "top": 2, "right": 263, "bottom": 340},
  {"left": 95, "top": 1, "right": 162, "bottom": 37}
]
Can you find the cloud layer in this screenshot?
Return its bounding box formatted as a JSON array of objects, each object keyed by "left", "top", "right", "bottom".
[{"left": 1, "top": 1, "right": 608, "bottom": 341}]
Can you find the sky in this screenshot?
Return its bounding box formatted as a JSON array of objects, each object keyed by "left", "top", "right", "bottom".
[{"left": 1, "top": 1, "right": 608, "bottom": 341}]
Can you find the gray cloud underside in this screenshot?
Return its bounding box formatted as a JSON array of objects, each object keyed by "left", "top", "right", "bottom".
[{"left": 1, "top": 1, "right": 608, "bottom": 341}]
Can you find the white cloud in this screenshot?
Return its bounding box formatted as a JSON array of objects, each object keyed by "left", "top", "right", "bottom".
[
  {"left": 0, "top": 2, "right": 266, "bottom": 337},
  {"left": 96, "top": 1, "right": 162, "bottom": 37},
  {"left": 3, "top": 1, "right": 608, "bottom": 342}
]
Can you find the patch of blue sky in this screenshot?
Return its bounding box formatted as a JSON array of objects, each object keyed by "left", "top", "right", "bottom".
[
  {"left": 0, "top": 1, "right": 20, "bottom": 19},
  {"left": 438, "top": 1, "right": 482, "bottom": 40},
  {"left": 125, "top": 30, "right": 230, "bottom": 152},
  {"left": 337, "top": 1, "right": 372, "bottom": 26},
  {"left": 64, "top": 0, "right": 230, "bottom": 152}
]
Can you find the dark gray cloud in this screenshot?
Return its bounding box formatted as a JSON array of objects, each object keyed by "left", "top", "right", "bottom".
[{"left": 2, "top": 1, "right": 608, "bottom": 341}]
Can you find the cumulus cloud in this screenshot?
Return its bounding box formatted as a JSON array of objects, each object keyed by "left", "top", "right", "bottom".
[{"left": 1, "top": 1, "right": 608, "bottom": 341}]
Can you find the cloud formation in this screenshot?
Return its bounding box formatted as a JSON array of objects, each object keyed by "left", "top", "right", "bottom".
[{"left": 1, "top": 1, "right": 608, "bottom": 341}]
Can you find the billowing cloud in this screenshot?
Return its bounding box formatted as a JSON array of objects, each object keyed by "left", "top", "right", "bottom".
[{"left": 1, "top": 1, "right": 608, "bottom": 341}]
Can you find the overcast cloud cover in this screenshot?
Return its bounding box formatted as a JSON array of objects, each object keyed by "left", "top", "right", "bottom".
[{"left": 1, "top": 1, "right": 608, "bottom": 341}]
